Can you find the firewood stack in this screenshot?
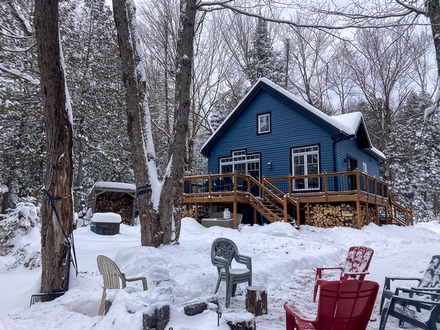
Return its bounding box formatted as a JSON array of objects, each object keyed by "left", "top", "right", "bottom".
[
  {"left": 360, "top": 207, "right": 377, "bottom": 226},
  {"left": 95, "top": 195, "right": 134, "bottom": 224},
  {"left": 181, "top": 205, "right": 210, "bottom": 220},
  {"left": 310, "top": 203, "right": 356, "bottom": 228},
  {"left": 310, "top": 203, "right": 379, "bottom": 228}
]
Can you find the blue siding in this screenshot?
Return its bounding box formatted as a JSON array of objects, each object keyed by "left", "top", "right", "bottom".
[
  {"left": 207, "top": 89, "right": 382, "bottom": 182},
  {"left": 208, "top": 91, "right": 335, "bottom": 177},
  {"left": 336, "top": 139, "right": 380, "bottom": 177}
]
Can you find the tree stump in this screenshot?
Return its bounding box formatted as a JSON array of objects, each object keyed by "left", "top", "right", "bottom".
[{"left": 245, "top": 286, "right": 268, "bottom": 316}]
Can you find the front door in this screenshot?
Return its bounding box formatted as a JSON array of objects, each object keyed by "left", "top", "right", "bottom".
[
  {"left": 347, "top": 157, "right": 358, "bottom": 190},
  {"left": 247, "top": 161, "right": 260, "bottom": 196}
]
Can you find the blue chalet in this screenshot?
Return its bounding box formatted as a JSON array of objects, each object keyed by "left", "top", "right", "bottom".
[{"left": 183, "top": 78, "right": 412, "bottom": 229}]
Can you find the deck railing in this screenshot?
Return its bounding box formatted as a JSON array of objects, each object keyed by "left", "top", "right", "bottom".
[
  {"left": 264, "top": 168, "right": 389, "bottom": 204},
  {"left": 183, "top": 170, "right": 390, "bottom": 203},
  {"left": 182, "top": 169, "right": 413, "bottom": 226}
]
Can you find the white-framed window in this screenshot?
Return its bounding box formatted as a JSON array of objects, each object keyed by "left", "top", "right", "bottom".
[
  {"left": 258, "top": 113, "right": 271, "bottom": 134},
  {"left": 292, "top": 145, "right": 320, "bottom": 190},
  {"left": 220, "top": 150, "right": 260, "bottom": 179},
  {"left": 362, "top": 162, "right": 367, "bottom": 173}
]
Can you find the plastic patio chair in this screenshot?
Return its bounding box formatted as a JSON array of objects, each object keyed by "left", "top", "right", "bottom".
[
  {"left": 284, "top": 279, "right": 379, "bottom": 330},
  {"left": 379, "top": 255, "right": 440, "bottom": 311},
  {"left": 211, "top": 237, "right": 252, "bottom": 307},
  {"left": 96, "top": 255, "right": 148, "bottom": 315},
  {"left": 313, "top": 246, "right": 374, "bottom": 301}
]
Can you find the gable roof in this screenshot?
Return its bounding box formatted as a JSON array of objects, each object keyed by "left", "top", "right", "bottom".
[{"left": 201, "top": 78, "right": 385, "bottom": 160}]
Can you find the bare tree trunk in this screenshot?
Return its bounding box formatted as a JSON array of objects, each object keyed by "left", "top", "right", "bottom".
[
  {"left": 427, "top": 1, "right": 440, "bottom": 79},
  {"left": 159, "top": 0, "right": 197, "bottom": 244},
  {"left": 35, "top": 0, "right": 74, "bottom": 293},
  {"left": 112, "top": 0, "right": 162, "bottom": 246},
  {"left": 1, "top": 177, "right": 12, "bottom": 214}
]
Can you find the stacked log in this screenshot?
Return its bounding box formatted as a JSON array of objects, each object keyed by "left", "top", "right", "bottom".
[
  {"left": 181, "top": 205, "right": 210, "bottom": 220},
  {"left": 310, "top": 203, "right": 379, "bottom": 228},
  {"left": 95, "top": 195, "right": 133, "bottom": 224},
  {"left": 361, "top": 206, "right": 377, "bottom": 226},
  {"left": 310, "top": 203, "right": 356, "bottom": 228}
]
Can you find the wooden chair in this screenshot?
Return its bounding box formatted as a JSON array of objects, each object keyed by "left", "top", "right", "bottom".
[
  {"left": 313, "top": 246, "right": 374, "bottom": 301},
  {"left": 285, "top": 279, "right": 379, "bottom": 330},
  {"left": 211, "top": 237, "right": 252, "bottom": 307},
  {"left": 96, "top": 255, "right": 148, "bottom": 315}
]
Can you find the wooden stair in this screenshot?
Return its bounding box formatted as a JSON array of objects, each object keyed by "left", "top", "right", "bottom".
[{"left": 247, "top": 178, "right": 296, "bottom": 224}]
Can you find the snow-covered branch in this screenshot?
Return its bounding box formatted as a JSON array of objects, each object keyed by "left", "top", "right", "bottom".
[
  {"left": 0, "top": 64, "right": 39, "bottom": 85},
  {"left": 198, "top": 2, "right": 425, "bottom": 30}
]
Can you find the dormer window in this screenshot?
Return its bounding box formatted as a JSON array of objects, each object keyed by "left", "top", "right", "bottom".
[{"left": 258, "top": 113, "right": 271, "bottom": 134}]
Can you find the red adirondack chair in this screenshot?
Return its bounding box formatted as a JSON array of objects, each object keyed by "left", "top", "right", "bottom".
[
  {"left": 284, "top": 279, "right": 379, "bottom": 330},
  {"left": 313, "top": 246, "right": 374, "bottom": 301}
]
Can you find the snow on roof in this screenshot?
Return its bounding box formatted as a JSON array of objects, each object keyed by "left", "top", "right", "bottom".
[
  {"left": 202, "top": 78, "right": 385, "bottom": 160},
  {"left": 259, "top": 78, "right": 362, "bottom": 136},
  {"left": 331, "top": 112, "right": 363, "bottom": 135},
  {"left": 92, "top": 181, "right": 136, "bottom": 192},
  {"left": 91, "top": 212, "right": 122, "bottom": 223},
  {"left": 371, "top": 147, "right": 386, "bottom": 160}
]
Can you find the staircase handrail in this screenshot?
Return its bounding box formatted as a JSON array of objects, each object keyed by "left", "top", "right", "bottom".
[
  {"left": 262, "top": 177, "right": 298, "bottom": 208},
  {"left": 248, "top": 194, "right": 284, "bottom": 222}
]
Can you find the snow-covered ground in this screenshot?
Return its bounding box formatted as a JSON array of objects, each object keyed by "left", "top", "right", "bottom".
[{"left": 1, "top": 218, "right": 439, "bottom": 330}]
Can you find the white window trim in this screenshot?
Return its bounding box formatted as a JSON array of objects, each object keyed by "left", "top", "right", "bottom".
[
  {"left": 220, "top": 150, "right": 260, "bottom": 175},
  {"left": 292, "top": 145, "right": 320, "bottom": 191},
  {"left": 258, "top": 113, "right": 270, "bottom": 134}
]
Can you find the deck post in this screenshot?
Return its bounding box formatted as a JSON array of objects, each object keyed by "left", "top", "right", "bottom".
[
  {"left": 253, "top": 209, "right": 257, "bottom": 225},
  {"left": 288, "top": 174, "right": 292, "bottom": 198},
  {"left": 374, "top": 177, "right": 377, "bottom": 203},
  {"left": 375, "top": 204, "right": 379, "bottom": 225},
  {"left": 365, "top": 201, "right": 369, "bottom": 224},
  {"left": 323, "top": 171, "right": 328, "bottom": 201},
  {"left": 283, "top": 196, "right": 287, "bottom": 222},
  {"left": 306, "top": 203, "right": 310, "bottom": 225},
  {"left": 355, "top": 168, "right": 360, "bottom": 196},
  {"left": 365, "top": 174, "right": 369, "bottom": 199},
  {"left": 233, "top": 201, "right": 238, "bottom": 229},
  {"left": 356, "top": 200, "right": 361, "bottom": 229},
  {"left": 296, "top": 201, "right": 301, "bottom": 227}
]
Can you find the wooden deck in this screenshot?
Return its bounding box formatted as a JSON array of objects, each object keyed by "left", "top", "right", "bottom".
[{"left": 182, "top": 170, "right": 413, "bottom": 229}]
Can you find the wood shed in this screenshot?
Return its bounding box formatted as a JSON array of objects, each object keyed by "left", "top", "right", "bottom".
[{"left": 87, "top": 181, "right": 136, "bottom": 225}]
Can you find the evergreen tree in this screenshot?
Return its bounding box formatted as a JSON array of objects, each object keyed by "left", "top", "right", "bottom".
[
  {"left": 246, "top": 18, "right": 285, "bottom": 86},
  {"left": 60, "top": 0, "right": 132, "bottom": 206},
  {"left": 386, "top": 91, "right": 440, "bottom": 221},
  {"left": 0, "top": 0, "right": 45, "bottom": 212},
  {"left": 210, "top": 81, "right": 246, "bottom": 131}
]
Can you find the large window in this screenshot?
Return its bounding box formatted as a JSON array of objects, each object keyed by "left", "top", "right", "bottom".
[
  {"left": 292, "top": 145, "right": 320, "bottom": 190},
  {"left": 220, "top": 150, "right": 260, "bottom": 180}
]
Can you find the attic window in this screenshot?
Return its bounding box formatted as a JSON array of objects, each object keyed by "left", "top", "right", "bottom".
[{"left": 258, "top": 113, "right": 271, "bottom": 134}]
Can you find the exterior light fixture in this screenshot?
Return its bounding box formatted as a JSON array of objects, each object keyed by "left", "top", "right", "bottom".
[{"left": 267, "top": 161, "right": 272, "bottom": 169}]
